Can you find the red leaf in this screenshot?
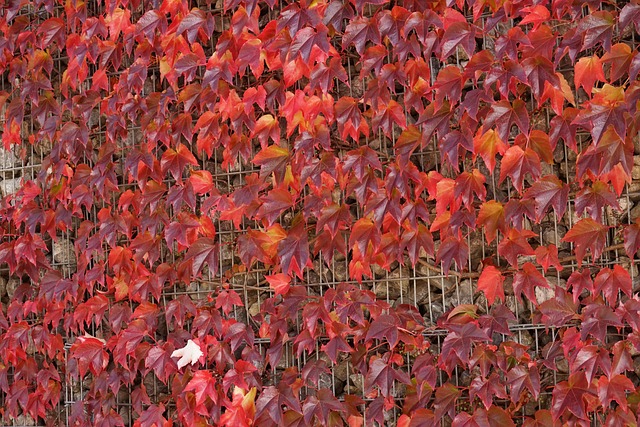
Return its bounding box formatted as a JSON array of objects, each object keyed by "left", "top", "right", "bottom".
[
  {"left": 499, "top": 146, "right": 541, "bottom": 193},
  {"left": 574, "top": 55, "right": 605, "bottom": 96},
  {"left": 523, "top": 175, "right": 569, "bottom": 222},
  {"left": 473, "top": 129, "right": 507, "bottom": 174},
  {"left": 435, "top": 236, "right": 469, "bottom": 274},
  {"left": 364, "top": 357, "right": 409, "bottom": 397},
  {"left": 575, "top": 180, "right": 619, "bottom": 223},
  {"left": 439, "top": 324, "right": 489, "bottom": 374},
  {"left": 507, "top": 365, "right": 541, "bottom": 403},
  {"left": 440, "top": 21, "right": 475, "bottom": 60},
  {"left": 434, "top": 383, "right": 461, "bottom": 421},
  {"left": 161, "top": 144, "right": 198, "bottom": 182},
  {"left": 519, "top": 5, "right": 550, "bottom": 30},
  {"left": 349, "top": 217, "right": 380, "bottom": 254},
  {"left": 534, "top": 244, "right": 563, "bottom": 274},
  {"left": 335, "top": 97, "right": 369, "bottom": 141},
  {"left": 400, "top": 224, "right": 434, "bottom": 267},
  {"left": 624, "top": 218, "right": 640, "bottom": 258},
  {"left": 497, "top": 229, "right": 536, "bottom": 268},
  {"left": 522, "top": 56, "right": 559, "bottom": 102},
  {"left": 577, "top": 11, "right": 614, "bottom": 51},
  {"left": 184, "top": 370, "right": 218, "bottom": 410},
  {"left": 561, "top": 218, "right": 609, "bottom": 267},
  {"left": 597, "top": 374, "right": 634, "bottom": 412},
  {"left": 573, "top": 85, "right": 627, "bottom": 145},
  {"left": 278, "top": 218, "right": 310, "bottom": 279},
  {"left": 342, "top": 16, "right": 380, "bottom": 55},
  {"left": 512, "top": 262, "right": 549, "bottom": 303},
  {"left": 477, "top": 201, "right": 505, "bottom": 244},
  {"left": 551, "top": 372, "right": 596, "bottom": 421},
  {"left": 70, "top": 336, "right": 109, "bottom": 377},
  {"left": 523, "top": 410, "right": 560, "bottom": 427},
  {"left": 265, "top": 273, "right": 291, "bottom": 296},
  {"left": 253, "top": 144, "right": 289, "bottom": 183},
  {"left": 593, "top": 265, "right": 632, "bottom": 307},
  {"left": 38, "top": 17, "right": 65, "bottom": 48},
  {"left": 477, "top": 265, "right": 504, "bottom": 306}
]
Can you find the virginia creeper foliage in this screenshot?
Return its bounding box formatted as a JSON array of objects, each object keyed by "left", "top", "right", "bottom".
[{"left": 1, "top": 0, "right": 640, "bottom": 425}]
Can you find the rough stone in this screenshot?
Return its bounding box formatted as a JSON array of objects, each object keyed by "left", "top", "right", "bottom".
[
  {"left": 6, "top": 277, "right": 20, "bottom": 299},
  {"left": 535, "top": 285, "right": 555, "bottom": 305},
  {"left": 186, "top": 280, "right": 214, "bottom": 299},
  {"left": 248, "top": 302, "right": 261, "bottom": 317},
  {"left": 0, "top": 147, "right": 19, "bottom": 174},
  {"left": 505, "top": 330, "right": 534, "bottom": 348},
  {"left": 414, "top": 264, "right": 448, "bottom": 291},
  {"left": 373, "top": 268, "right": 410, "bottom": 300},
  {"left": 331, "top": 261, "right": 349, "bottom": 282},
  {"left": 0, "top": 177, "right": 21, "bottom": 197},
  {"left": 52, "top": 239, "right": 75, "bottom": 265},
  {"left": 9, "top": 415, "right": 36, "bottom": 426},
  {"left": 453, "top": 279, "right": 475, "bottom": 306},
  {"left": 557, "top": 357, "right": 569, "bottom": 374},
  {"left": 406, "top": 278, "right": 432, "bottom": 306},
  {"left": 348, "top": 374, "right": 364, "bottom": 394},
  {"left": 630, "top": 202, "right": 640, "bottom": 221}
]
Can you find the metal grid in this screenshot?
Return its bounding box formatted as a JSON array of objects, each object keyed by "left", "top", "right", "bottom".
[{"left": 0, "top": 1, "right": 637, "bottom": 426}]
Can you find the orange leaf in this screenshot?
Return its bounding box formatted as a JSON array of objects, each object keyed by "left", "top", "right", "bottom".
[
  {"left": 575, "top": 55, "right": 605, "bottom": 96},
  {"left": 474, "top": 129, "right": 507, "bottom": 174},
  {"left": 265, "top": 273, "right": 291, "bottom": 296},
  {"left": 477, "top": 201, "right": 505, "bottom": 244},
  {"left": 477, "top": 265, "right": 504, "bottom": 306}
]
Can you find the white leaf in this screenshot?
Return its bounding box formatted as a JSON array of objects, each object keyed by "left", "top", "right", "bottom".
[{"left": 171, "top": 339, "right": 203, "bottom": 369}]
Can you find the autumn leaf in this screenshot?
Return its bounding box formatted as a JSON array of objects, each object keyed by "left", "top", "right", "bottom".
[
  {"left": 474, "top": 129, "right": 507, "bottom": 175},
  {"left": 512, "top": 262, "right": 549, "bottom": 303},
  {"left": 574, "top": 56, "right": 605, "bottom": 96},
  {"left": 253, "top": 144, "right": 289, "bottom": 183},
  {"left": 161, "top": 144, "right": 198, "bottom": 182},
  {"left": 551, "top": 372, "right": 595, "bottom": 421},
  {"left": 265, "top": 273, "right": 291, "bottom": 296},
  {"left": 561, "top": 219, "right": 609, "bottom": 267},
  {"left": 477, "top": 200, "right": 506, "bottom": 244},
  {"left": 597, "top": 374, "right": 634, "bottom": 412},
  {"left": 523, "top": 175, "right": 569, "bottom": 222},
  {"left": 499, "top": 146, "right": 541, "bottom": 193},
  {"left": 497, "top": 229, "right": 536, "bottom": 267},
  {"left": 70, "top": 335, "right": 109, "bottom": 377},
  {"left": 477, "top": 265, "right": 505, "bottom": 306},
  {"left": 278, "top": 217, "right": 310, "bottom": 279}
]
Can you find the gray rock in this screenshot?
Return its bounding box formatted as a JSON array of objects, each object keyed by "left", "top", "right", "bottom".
[
  {"left": 373, "top": 269, "right": 410, "bottom": 301},
  {"left": 557, "top": 357, "right": 570, "bottom": 374},
  {"left": 6, "top": 277, "right": 20, "bottom": 299},
  {"left": 9, "top": 414, "right": 36, "bottom": 426},
  {"left": 0, "top": 177, "right": 21, "bottom": 197},
  {"left": 0, "top": 147, "right": 19, "bottom": 173},
  {"left": 331, "top": 261, "right": 348, "bottom": 282},
  {"left": 453, "top": 279, "right": 475, "bottom": 306},
  {"left": 348, "top": 374, "right": 364, "bottom": 394},
  {"left": 535, "top": 285, "right": 555, "bottom": 305},
  {"left": 52, "top": 239, "right": 75, "bottom": 265},
  {"left": 334, "top": 360, "right": 349, "bottom": 382},
  {"left": 422, "top": 300, "right": 445, "bottom": 325}
]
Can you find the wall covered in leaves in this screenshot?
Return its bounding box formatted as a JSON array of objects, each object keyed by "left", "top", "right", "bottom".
[{"left": 1, "top": 0, "right": 640, "bottom": 425}]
